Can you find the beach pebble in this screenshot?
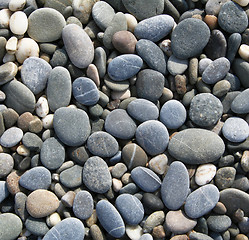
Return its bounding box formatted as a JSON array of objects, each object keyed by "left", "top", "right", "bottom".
[
  {"left": 167, "top": 55, "right": 188, "bottom": 76},
  {"left": 205, "top": 0, "right": 228, "bottom": 16},
  {"left": 6, "top": 36, "right": 17, "bottom": 54},
  {"left": 125, "top": 13, "right": 138, "bottom": 32},
  {"left": 9, "top": 11, "right": 28, "bottom": 35},
  {"left": 0, "top": 62, "right": 18, "bottom": 86},
  {"left": 139, "top": 233, "right": 153, "bottom": 240},
  {"left": 9, "top": 0, "right": 26, "bottom": 11},
  {"left": 0, "top": 126, "right": 23, "bottom": 148},
  {"left": 60, "top": 165, "right": 83, "bottom": 188},
  {"left": 143, "top": 211, "right": 165, "bottom": 233},
  {"left": 213, "top": 80, "right": 231, "bottom": 97},
  {"left": 126, "top": 225, "right": 143, "bottom": 240},
  {"left": 199, "top": 58, "right": 212, "bottom": 75},
  {"left": 207, "top": 215, "right": 232, "bottom": 232},
  {"left": 215, "top": 167, "right": 236, "bottom": 190},
  {"left": 149, "top": 154, "right": 168, "bottom": 175},
  {"left": 0, "top": 9, "right": 11, "bottom": 29},
  {"left": 35, "top": 96, "right": 49, "bottom": 118},
  {"left": 0, "top": 181, "right": 9, "bottom": 203},
  {"left": 195, "top": 164, "right": 217, "bottom": 186},
  {"left": 142, "top": 193, "right": 164, "bottom": 211},
  {"left": 25, "top": 217, "right": 49, "bottom": 236},
  {"left": 0, "top": 153, "right": 14, "bottom": 178},
  {"left": 231, "top": 89, "right": 249, "bottom": 114},
  {"left": 239, "top": 44, "right": 249, "bottom": 62}
]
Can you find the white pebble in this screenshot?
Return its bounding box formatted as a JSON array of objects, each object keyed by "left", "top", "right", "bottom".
[
  {"left": 195, "top": 163, "right": 217, "bottom": 186},
  {"left": 6, "top": 36, "right": 18, "bottom": 54},
  {"left": 149, "top": 154, "right": 168, "bottom": 175},
  {"left": 232, "top": 0, "right": 249, "bottom": 6},
  {"left": 42, "top": 114, "right": 54, "bottom": 129},
  {"left": 9, "top": 0, "right": 27, "bottom": 11},
  {"left": 35, "top": 96, "right": 49, "bottom": 118},
  {"left": 0, "top": 9, "right": 12, "bottom": 28},
  {"left": 3, "top": 52, "right": 16, "bottom": 63},
  {"left": 17, "top": 144, "right": 30, "bottom": 156},
  {"left": 125, "top": 13, "right": 138, "bottom": 32},
  {"left": 112, "top": 178, "right": 123, "bottom": 192},
  {"left": 126, "top": 225, "right": 143, "bottom": 240},
  {"left": 46, "top": 212, "right": 61, "bottom": 227},
  {"left": 9, "top": 11, "right": 28, "bottom": 35},
  {"left": 239, "top": 44, "right": 249, "bottom": 62},
  {"left": 15, "top": 38, "right": 39, "bottom": 64},
  {"left": 159, "top": 39, "right": 172, "bottom": 57},
  {"left": 111, "top": 89, "right": 131, "bottom": 100}
]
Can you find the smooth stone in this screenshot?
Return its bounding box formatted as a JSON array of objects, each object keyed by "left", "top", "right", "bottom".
[
  {"left": 111, "top": 162, "right": 127, "bottom": 178},
  {"left": 0, "top": 127, "right": 23, "bottom": 148},
  {"left": 96, "top": 200, "right": 125, "bottom": 238},
  {"left": 73, "top": 190, "right": 93, "bottom": 220},
  {"left": 26, "top": 189, "right": 59, "bottom": 218},
  {"left": 149, "top": 154, "right": 168, "bottom": 175},
  {"left": 62, "top": 24, "right": 94, "bottom": 68},
  {"left": 40, "top": 137, "right": 65, "bottom": 170},
  {"left": 19, "top": 166, "right": 51, "bottom": 191},
  {"left": 136, "top": 120, "right": 169, "bottom": 156},
  {"left": 168, "top": 128, "right": 225, "bottom": 164},
  {"left": 160, "top": 100, "right": 186, "bottom": 129},
  {"left": 14, "top": 192, "right": 28, "bottom": 222},
  {"left": 43, "top": 218, "right": 85, "bottom": 240},
  {"left": 143, "top": 211, "right": 165, "bottom": 233},
  {"left": 127, "top": 99, "right": 159, "bottom": 122},
  {"left": 213, "top": 80, "right": 231, "bottom": 97},
  {"left": 207, "top": 215, "right": 232, "bottom": 232},
  {"left": 239, "top": 44, "right": 249, "bottom": 62},
  {"left": 222, "top": 91, "right": 241, "bottom": 114},
  {"left": 53, "top": 107, "right": 91, "bottom": 146},
  {"left": 104, "top": 75, "right": 129, "bottom": 92},
  {"left": 28, "top": 8, "right": 66, "bottom": 42},
  {"left": 125, "top": 13, "right": 138, "bottom": 32},
  {"left": 139, "top": 233, "right": 153, "bottom": 240},
  {"left": 0, "top": 213, "right": 22, "bottom": 240},
  {"left": 218, "top": 1, "right": 248, "bottom": 33},
  {"left": 125, "top": 225, "right": 143, "bottom": 240},
  {"left": 105, "top": 109, "right": 136, "bottom": 139},
  {"left": 205, "top": 0, "right": 229, "bottom": 16},
  {"left": 189, "top": 232, "right": 214, "bottom": 240},
  {"left": 119, "top": 182, "right": 139, "bottom": 195},
  {"left": 115, "top": 193, "right": 144, "bottom": 225},
  {"left": 87, "top": 131, "right": 119, "bottom": 157},
  {"left": 83, "top": 156, "right": 112, "bottom": 193},
  {"left": 9, "top": 11, "right": 28, "bottom": 35},
  {"left": 2, "top": 80, "right": 35, "bottom": 114},
  {"left": 171, "top": 18, "right": 210, "bottom": 59},
  {"left": 165, "top": 210, "right": 197, "bottom": 234},
  {"left": 107, "top": 54, "right": 143, "bottom": 81},
  {"left": 9, "top": 0, "right": 26, "bottom": 11},
  {"left": 199, "top": 58, "right": 212, "bottom": 75},
  {"left": 0, "top": 181, "right": 9, "bottom": 203},
  {"left": 215, "top": 167, "right": 236, "bottom": 190},
  {"left": 136, "top": 69, "right": 165, "bottom": 102},
  {"left": 202, "top": 57, "right": 230, "bottom": 84},
  {"left": 25, "top": 217, "right": 49, "bottom": 236},
  {"left": 0, "top": 62, "right": 18, "bottom": 85},
  {"left": 60, "top": 165, "right": 83, "bottom": 188},
  {"left": 195, "top": 164, "right": 217, "bottom": 186},
  {"left": 167, "top": 55, "right": 188, "bottom": 76},
  {"left": 21, "top": 57, "right": 52, "bottom": 94},
  {"left": 179, "top": 9, "right": 204, "bottom": 21},
  {"left": 50, "top": 48, "right": 68, "bottom": 67},
  {"left": 0, "top": 153, "right": 14, "bottom": 178},
  {"left": 136, "top": 39, "right": 167, "bottom": 75},
  {"left": 142, "top": 193, "right": 164, "bottom": 211},
  {"left": 185, "top": 184, "right": 220, "bottom": 218},
  {"left": 134, "top": 15, "right": 174, "bottom": 42},
  {"left": 131, "top": 166, "right": 161, "bottom": 192},
  {"left": 232, "top": 58, "right": 249, "bottom": 88},
  {"left": 189, "top": 93, "right": 223, "bottom": 127},
  {"left": 232, "top": 174, "right": 249, "bottom": 191},
  {"left": 227, "top": 33, "right": 242, "bottom": 63},
  {"left": 231, "top": 89, "right": 249, "bottom": 114}
]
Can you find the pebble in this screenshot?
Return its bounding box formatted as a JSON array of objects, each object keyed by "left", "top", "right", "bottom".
[
  {"left": 184, "top": 184, "right": 220, "bottom": 218},
  {"left": 195, "top": 164, "right": 217, "bottom": 186},
  {"left": 231, "top": 89, "right": 249, "bottom": 114},
  {"left": 0, "top": 153, "right": 14, "bottom": 178},
  {"left": 239, "top": 44, "right": 249, "bottom": 62},
  {"left": 6, "top": 36, "right": 18, "bottom": 54},
  {"left": 35, "top": 96, "right": 49, "bottom": 118},
  {"left": 213, "top": 202, "right": 227, "bottom": 215},
  {"left": 0, "top": 9, "right": 11, "bottom": 29},
  {"left": 139, "top": 233, "right": 153, "bottom": 240},
  {"left": 14, "top": 192, "right": 28, "bottom": 222},
  {"left": 199, "top": 58, "right": 212, "bottom": 75},
  {"left": 161, "top": 161, "right": 189, "bottom": 210},
  {"left": 131, "top": 166, "right": 161, "bottom": 192},
  {"left": 0, "top": 62, "right": 18, "bottom": 86},
  {"left": 227, "top": 33, "right": 242, "bottom": 63},
  {"left": 104, "top": 76, "right": 129, "bottom": 92},
  {"left": 148, "top": 154, "right": 168, "bottom": 175},
  {"left": 96, "top": 200, "right": 125, "bottom": 238},
  {"left": 213, "top": 80, "right": 231, "bottom": 97},
  {"left": 0, "top": 181, "right": 9, "bottom": 203},
  {"left": 115, "top": 193, "right": 144, "bottom": 225},
  {"left": 207, "top": 215, "right": 232, "bottom": 232},
  {"left": 143, "top": 210, "right": 165, "bottom": 233},
  {"left": 136, "top": 120, "right": 169, "bottom": 156},
  {"left": 83, "top": 156, "right": 112, "bottom": 193},
  {"left": 215, "top": 167, "right": 236, "bottom": 190},
  {"left": 9, "top": 11, "right": 28, "bottom": 35},
  {"left": 0, "top": 126, "right": 23, "bottom": 148},
  {"left": 6, "top": 170, "right": 21, "bottom": 195},
  {"left": 167, "top": 55, "right": 188, "bottom": 76},
  {"left": 189, "top": 232, "right": 214, "bottom": 240},
  {"left": 125, "top": 13, "right": 138, "bottom": 32},
  {"left": 205, "top": 0, "right": 228, "bottom": 16},
  {"left": 46, "top": 212, "right": 61, "bottom": 227},
  {"left": 126, "top": 225, "right": 143, "bottom": 240},
  {"left": 9, "top": 0, "right": 26, "bottom": 11},
  {"left": 111, "top": 163, "right": 127, "bottom": 178},
  {"left": 19, "top": 166, "right": 51, "bottom": 191},
  {"left": 25, "top": 216, "right": 49, "bottom": 236},
  {"left": 60, "top": 165, "right": 82, "bottom": 188}
]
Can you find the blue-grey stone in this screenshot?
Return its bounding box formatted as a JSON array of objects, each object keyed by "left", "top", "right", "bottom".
[
  {"left": 202, "top": 57, "right": 230, "bottom": 84},
  {"left": 60, "top": 165, "right": 83, "bottom": 188},
  {"left": 43, "top": 217, "right": 85, "bottom": 240},
  {"left": 167, "top": 55, "right": 188, "bottom": 75},
  {"left": 96, "top": 200, "right": 125, "bottom": 238},
  {"left": 207, "top": 215, "right": 232, "bottom": 233},
  {"left": 115, "top": 193, "right": 144, "bottom": 225},
  {"left": 107, "top": 54, "right": 143, "bottom": 81},
  {"left": 221, "top": 91, "right": 241, "bottom": 114},
  {"left": 0, "top": 153, "right": 13, "bottom": 178},
  {"left": 199, "top": 58, "right": 212, "bottom": 75},
  {"left": 127, "top": 99, "right": 159, "bottom": 122},
  {"left": 25, "top": 216, "right": 49, "bottom": 236},
  {"left": 205, "top": 0, "right": 228, "bottom": 16},
  {"left": 19, "top": 166, "right": 51, "bottom": 191},
  {"left": 168, "top": 128, "right": 225, "bottom": 164},
  {"left": 0, "top": 181, "right": 9, "bottom": 203},
  {"left": 40, "top": 137, "right": 65, "bottom": 170},
  {"left": 184, "top": 184, "right": 220, "bottom": 219},
  {"left": 135, "top": 120, "right": 169, "bottom": 156},
  {"left": 226, "top": 33, "right": 241, "bottom": 63},
  {"left": 231, "top": 89, "right": 249, "bottom": 114},
  {"left": 136, "top": 39, "right": 167, "bottom": 75},
  {"left": 105, "top": 109, "right": 137, "bottom": 140},
  {"left": 21, "top": 57, "right": 52, "bottom": 94},
  {"left": 209, "top": 232, "right": 223, "bottom": 240},
  {"left": 179, "top": 9, "right": 204, "bottom": 21},
  {"left": 232, "top": 58, "right": 249, "bottom": 88},
  {"left": 53, "top": 107, "right": 91, "bottom": 147},
  {"left": 131, "top": 166, "right": 161, "bottom": 192},
  {"left": 160, "top": 100, "right": 186, "bottom": 129},
  {"left": 139, "top": 234, "right": 153, "bottom": 240},
  {"left": 189, "top": 232, "right": 214, "bottom": 240},
  {"left": 73, "top": 190, "right": 93, "bottom": 220},
  {"left": 171, "top": 18, "right": 210, "bottom": 59},
  {"left": 119, "top": 183, "right": 140, "bottom": 195},
  {"left": 161, "top": 161, "right": 189, "bottom": 210},
  {"left": 222, "top": 117, "right": 249, "bottom": 143},
  {"left": 0, "top": 0, "right": 10, "bottom": 8},
  {"left": 109, "top": 151, "right": 122, "bottom": 164},
  {"left": 73, "top": 77, "right": 99, "bottom": 106},
  {"left": 224, "top": 73, "right": 240, "bottom": 91},
  {"left": 134, "top": 14, "right": 174, "bottom": 42},
  {"left": 94, "top": 47, "right": 106, "bottom": 78},
  {"left": 0, "top": 127, "right": 23, "bottom": 148},
  {"left": 238, "top": 217, "right": 249, "bottom": 234},
  {"left": 83, "top": 156, "right": 112, "bottom": 193},
  {"left": 22, "top": 132, "right": 43, "bottom": 153}
]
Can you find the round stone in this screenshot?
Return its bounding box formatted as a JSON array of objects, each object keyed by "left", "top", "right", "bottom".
[
  {"left": 0, "top": 127, "right": 23, "bottom": 148},
  {"left": 149, "top": 154, "right": 168, "bottom": 175},
  {"left": 28, "top": 8, "right": 66, "bottom": 42},
  {"left": 60, "top": 165, "right": 83, "bottom": 188},
  {"left": 167, "top": 55, "right": 188, "bottom": 76},
  {"left": 142, "top": 193, "right": 164, "bottom": 211},
  {"left": 135, "top": 120, "right": 169, "bottom": 156},
  {"left": 231, "top": 89, "right": 249, "bottom": 114},
  {"left": 25, "top": 217, "right": 50, "bottom": 236},
  {"left": 199, "top": 58, "right": 213, "bottom": 75},
  {"left": 0, "top": 153, "right": 14, "bottom": 178},
  {"left": 9, "top": 11, "right": 28, "bottom": 35},
  {"left": 0, "top": 62, "right": 18, "bottom": 86},
  {"left": 207, "top": 215, "right": 232, "bottom": 232},
  {"left": 215, "top": 167, "right": 236, "bottom": 190},
  {"left": 195, "top": 164, "right": 217, "bottom": 186},
  {"left": 205, "top": 0, "right": 229, "bottom": 16},
  {"left": 213, "top": 80, "right": 231, "bottom": 97}
]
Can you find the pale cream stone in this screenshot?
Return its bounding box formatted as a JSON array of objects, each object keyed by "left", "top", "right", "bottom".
[
  {"left": 35, "top": 96, "right": 49, "bottom": 118},
  {"left": 87, "top": 64, "right": 100, "bottom": 87},
  {"left": 126, "top": 225, "right": 143, "bottom": 240},
  {"left": 9, "top": 0, "right": 27, "bottom": 11},
  {"left": 3, "top": 52, "right": 16, "bottom": 63},
  {"left": 111, "top": 89, "right": 131, "bottom": 100},
  {"left": 125, "top": 13, "right": 137, "bottom": 32},
  {"left": 232, "top": 0, "right": 249, "bottom": 6},
  {"left": 17, "top": 145, "right": 30, "bottom": 156},
  {"left": 46, "top": 212, "right": 61, "bottom": 227},
  {"left": 9, "top": 11, "right": 28, "bottom": 35},
  {"left": 0, "top": 9, "right": 12, "bottom": 29},
  {"left": 42, "top": 114, "right": 54, "bottom": 129},
  {"left": 195, "top": 163, "right": 217, "bottom": 186},
  {"left": 239, "top": 44, "right": 249, "bottom": 62},
  {"left": 149, "top": 154, "right": 168, "bottom": 175},
  {"left": 112, "top": 178, "right": 123, "bottom": 192},
  {"left": 6, "top": 36, "right": 18, "bottom": 54}
]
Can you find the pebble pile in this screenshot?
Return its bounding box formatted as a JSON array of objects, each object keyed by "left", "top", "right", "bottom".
[{"left": 0, "top": 0, "right": 249, "bottom": 240}]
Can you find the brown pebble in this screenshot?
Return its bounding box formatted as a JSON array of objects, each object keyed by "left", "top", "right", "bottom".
[
  {"left": 2, "top": 108, "right": 19, "bottom": 129},
  {"left": 241, "top": 150, "right": 249, "bottom": 172},
  {"left": 90, "top": 224, "right": 106, "bottom": 240},
  {"left": 40, "top": 52, "right": 50, "bottom": 63},
  {"left": 121, "top": 173, "right": 133, "bottom": 184},
  {"left": 17, "top": 112, "right": 34, "bottom": 132},
  {"left": 170, "top": 235, "right": 189, "bottom": 240},
  {"left": 234, "top": 209, "right": 244, "bottom": 222},
  {"left": 87, "top": 64, "right": 100, "bottom": 87},
  {"left": 235, "top": 234, "right": 249, "bottom": 240},
  {"left": 204, "top": 15, "right": 218, "bottom": 30},
  {"left": 107, "top": 99, "right": 120, "bottom": 110},
  {"left": 175, "top": 75, "right": 187, "bottom": 95},
  {"left": 6, "top": 170, "right": 22, "bottom": 195},
  {"left": 192, "top": 14, "right": 202, "bottom": 20},
  {"left": 213, "top": 202, "right": 227, "bottom": 214},
  {"left": 211, "top": 120, "right": 224, "bottom": 135},
  {"left": 189, "top": 58, "right": 198, "bottom": 85},
  {"left": 28, "top": 116, "right": 43, "bottom": 133},
  {"left": 152, "top": 225, "right": 166, "bottom": 238},
  {"left": 86, "top": 210, "right": 97, "bottom": 227}
]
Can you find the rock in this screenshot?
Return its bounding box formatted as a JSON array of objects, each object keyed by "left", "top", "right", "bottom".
[
  {"left": 207, "top": 215, "right": 232, "bottom": 232},
  {"left": 199, "top": 58, "right": 212, "bottom": 75},
  {"left": 167, "top": 55, "right": 188, "bottom": 76},
  {"left": 126, "top": 225, "right": 143, "bottom": 240},
  {"left": 185, "top": 184, "right": 220, "bottom": 218},
  {"left": 0, "top": 127, "right": 23, "bottom": 148},
  {"left": 232, "top": 58, "right": 249, "bottom": 89},
  {"left": 231, "top": 89, "right": 249, "bottom": 114},
  {"left": 213, "top": 80, "right": 231, "bottom": 97},
  {"left": 0, "top": 62, "right": 18, "bottom": 86},
  {"left": 149, "top": 154, "right": 168, "bottom": 175},
  {"left": 168, "top": 128, "right": 225, "bottom": 164},
  {"left": 143, "top": 211, "right": 165, "bottom": 233},
  {"left": 136, "top": 120, "right": 169, "bottom": 156},
  {"left": 232, "top": 174, "right": 249, "bottom": 191},
  {"left": 9, "top": 0, "right": 26, "bottom": 11},
  {"left": 205, "top": 0, "right": 228, "bottom": 16},
  {"left": 0, "top": 181, "right": 9, "bottom": 203},
  {"left": 142, "top": 193, "right": 164, "bottom": 211},
  {"left": 60, "top": 165, "right": 83, "bottom": 188},
  {"left": 35, "top": 96, "right": 49, "bottom": 118},
  {"left": 104, "top": 75, "right": 129, "bottom": 92},
  {"left": 25, "top": 216, "right": 49, "bottom": 236},
  {"left": 195, "top": 164, "right": 216, "bottom": 186},
  {"left": 215, "top": 167, "right": 236, "bottom": 190},
  {"left": 6, "top": 170, "right": 21, "bottom": 195},
  {"left": 189, "top": 232, "right": 214, "bottom": 240},
  {"left": 139, "top": 233, "right": 153, "bottom": 240},
  {"left": 15, "top": 192, "right": 28, "bottom": 222},
  {"left": 0, "top": 153, "right": 14, "bottom": 178},
  {"left": 62, "top": 24, "right": 94, "bottom": 68},
  {"left": 227, "top": 33, "right": 242, "bottom": 64},
  {"left": 111, "top": 162, "right": 127, "bottom": 178},
  {"left": 9, "top": 11, "right": 28, "bottom": 35}
]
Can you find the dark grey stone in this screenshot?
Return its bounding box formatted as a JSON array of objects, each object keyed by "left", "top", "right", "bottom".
[
  {"left": 164, "top": 0, "right": 180, "bottom": 22},
  {"left": 119, "top": 183, "right": 140, "bottom": 194},
  {"left": 231, "top": 89, "right": 249, "bottom": 114},
  {"left": 142, "top": 193, "right": 164, "bottom": 211},
  {"left": 224, "top": 73, "right": 240, "bottom": 91},
  {"left": 14, "top": 192, "right": 28, "bottom": 222},
  {"left": 207, "top": 215, "right": 232, "bottom": 233},
  {"left": 195, "top": 217, "right": 209, "bottom": 235},
  {"left": 226, "top": 33, "right": 241, "bottom": 63},
  {"left": 221, "top": 91, "right": 240, "bottom": 114},
  {"left": 215, "top": 167, "right": 236, "bottom": 190},
  {"left": 0, "top": 127, "right": 23, "bottom": 148},
  {"left": 50, "top": 48, "right": 68, "bottom": 67},
  {"left": 22, "top": 132, "right": 43, "bottom": 152},
  {"left": 233, "top": 58, "right": 249, "bottom": 88},
  {"left": 0, "top": 153, "right": 13, "bottom": 178},
  {"left": 94, "top": 47, "right": 106, "bottom": 78},
  {"left": 25, "top": 217, "right": 49, "bottom": 236},
  {"left": 232, "top": 174, "right": 249, "bottom": 191},
  {"left": 67, "top": 146, "right": 89, "bottom": 165},
  {"left": 0, "top": 181, "right": 9, "bottom": 203},
  {"left": 0, "top": 62, "right": 18, "bottom": 86},
  {"left": 60, "top": 165, "right": 83, "bottom": 188}
]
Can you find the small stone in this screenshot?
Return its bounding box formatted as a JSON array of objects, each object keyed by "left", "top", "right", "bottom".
[
  {"left": 227, "top": 33, "right": 242, "bottom": 64},
  {"left": 0, "top": 153, "right": 14, "bottom": 178},
  {"left": 142, "top": 193, "right": 164, "bottom": 211},
  {"left": 6, "top": 170, "right": 22, "bottom": 195},
  {"left": 125, "top": 13, "right": 138, "bottom": 32},
  {"left": 167, "top": 55, "right": 188, "bottom": 76},
  {"left": 9, "top": 0, "right": 26, "bottom": 11},
  {"left": 0, "top": 9, "right": 11, "bottom": 29},
  {"left": 205, "top": 0, "right": 228, "bottom": 16},
  {"left": 139, "top": 233, "right": 153, "bottom": 240},
  {"left": 60, "top": 165, "right": 83, "bottom": 188},
  {"left": 111, "top": 163, "right": 127, "bottom": 178},
  {"left": 15, "top": 192, "right": 28, "bottom": 222},
  {"left": 46, "top": 212, "right": 61, "bottom": 227},
  {"left": 143, "top": 211, "right": 165, "bottom": 233},
  {"left": 6, "top": 36, "right": 17, "bottom": 54},
  {"left": 189, "top": 232, "right": 214, "bottom": 240},
  {"left": 215, "top": 167, "right": 236, "bottom": 190},
  {"left": 0, "top": 181, "right": 9, "bottom": 203},
  {"left": 204, "top": 15, "right": 218, "bottom": 30},
  {"left": 25, "top": 216, "right": 49, "bottom": 236},
  {"left": 207, "top": 215, "right": 232, "bottom": 232},
  {"left": 0, "top": 127, "right": 23, "bottom": 148},
  {"left": 86, "top": 64, "right": 100, "bottom": 87},
  {"left": 35, "top": 96, "right": 49, "bottom": 118},
  {"left": 148, "top": 154, "right": 168, "bottom": 175},
  {"left": 213, "top": 80, "right": 231, "bottom": 97},
  {"left": 195, "top": 164, "right": 217, "bottom": 186},
  {"left": 239, "top": 44, "right": 249, "bottom": 62},
  {"left": 199, "top": 58, "right": 212, "bottom": 75},
  {"left": 126, "top": 225, "right": 143, "bottom": 240},
  {"left": 28, "top": 116, "right": 43, "bottom": 133},
  {"left": 0, "top": 62, "right": 18, "bottom": 85},
  {"left": 9, "top": 11, "right": 28, "bottom": 35},
  {"left": 61, "top": 191, "right": 75, "bottom": 208},
  {"left": 213, "top": 202, "right": 227, "bottom": 215},
  {"left": 231, "top": 89, "right": 249, "bottom": 114}
]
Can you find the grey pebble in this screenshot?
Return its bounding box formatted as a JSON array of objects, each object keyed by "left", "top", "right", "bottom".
[
  {"left": 0, "top": 127, "right": 23, "bottom": 148},
  {"left": 232, "top": 174, "right": 249, "bottom": 192},
  {"left": 60, "top": 165, "right": 83, "bottom": 188},
  {"left": 94, "top": 47, "right": 106, "bottom": 78},
  {"left": 231, "top": 89, "right": 249, "bottom": 114},
  {"left": 0, "top": 181, "right": 9, "bottom": 203},
  {"left": 215, "top": 167, "right": 236, "bottom": 190},
  {"left": 0, "top": 153, "right": 14, "bottom": 178},
  {"left": 104, "top": 75, "right": 129, "bottom": 92},
  {"left": 15, "top": 192, "right": 28, "bottom": 222},
  {"left": 233, "top": 58, "right": 249, "bottom": 89},
  {"left": 189, "top": 232, "right": 214, "bottom": 240},
  {"left": 22, "top": 132, "right": 43, "bottom": 152},
  {"left": 167, "top": 55, "right": 188, "bottom": 75},
  {"left": 25, "top": 217, "right": 49, "bottom": 236},
  {"left": 111, "top": 162, "right": 127, "bottom": 178},
  {"left": 207, "top": 215, "right": 232, "bottom": 232},
  {"left": 205, "top": 0, "right": 228, "bottom": 16},
  {"left": 224, "top": 73, "right": 240, "bottom": 91},
  {"left": 0, "top": 62, "right": 18, "bottom": 86},
  {"left": 226, "top": 33, "right": 241, "bottom": 63},
  {"left": 199, "top": 58, "right": 212, "bottom": 75},
  {"left": 50, "top": 48, "right": 68, "bottom": 67}
]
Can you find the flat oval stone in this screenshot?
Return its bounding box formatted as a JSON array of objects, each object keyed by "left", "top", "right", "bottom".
[
  {"left": 171, "top": 18, "right": 210, "bottom": 59},
  {"left": 2, "top": 80, "right": 35, "bottom": 114},
  {"left": 0, "top": 127, "right": 23, "bottom": 148},
  {"left": 28, "top": 8, "right": 66, "bottom": 42},
  {"left": 232, "top": 58, "right": 249, "bottom": 88},
  {"left": 136, "top": 120, "right": 169, "bottom": 156},
  {"left": 195, "top": 164, "right": 217, "bottom": 186},
  {"left": 43, "top": 217, "right": 85, "bottom": 240},
  {"left": 87, "top": 131, "right": 119, "bottom": 158},
  {"left": 105, "top": 109, "right": 137, "bottom": 140},
  {"left": 60, "top": 165, "right": 83, "bottom": 188},
  {"left": 168, "top": 128, "right": 225, "bottom": 164},
  {"left": 0, "top": 153, "right": 14, "bottom": 178},
  {"left": 9, "top": 11, "right": 28, "bottom": 35},
  {"left": 40, "top": 137, "right": 65, "bottom": 170},
  {"left": 53, "top": 107, "right": 91, "bottom": 147},
  {"left": 96, "top": 200, "right": 125, "bottom": 238},
  {"left": 142, "top": 193, "right": 164, "bottom": 211},
  {"left": 26, "top": 189, "right": 59, "bottom": 218},
  {"left": 107, "top": 54, "right": 143, "bottom": 81},
  {"left": 131, "top": 166, "right": 161, "bottom": 192},
  {"left": 62, "top": 24, "right": 94, "bottom": 68},
  {"left": 207, "top": 215, "right": 232, "bottom": 232},
  {"left": 161, "top": 161, "right": 189, "bottom": 210},
  {"left": 0, "top": 181, "right": 9, "bottom": 203},
  {"left": 134, "top": 15, "right": 174, "bottom": 42},
  {"left": 73, "top": 77, "right": 99, "bottom": 106},
  {"left": 231, "top": 89, "right": 249, "bottom": 114},
  {"left": 202, "top": 57, "right": 230, "bottom": 84},
  {"left": 184, "top": 184, "right": 220, "bottom": 219},
  {"left": 127, "top": 98, "right": 159, "bottom": 122},
  {"left": 47, "top": 66, "right": 72, "bottom": 112},
  {"left": 19, "top": 166, "right": 51, "bottom": 191},
  {"left": 115, "top": 193, "right": 144, "bottom": 225},
  {"left": 199, "top": 58, "right": 213, "bottom": 75},
  {"left": 83, "top": 156, "right": 112, "bottom": 193},
  {"left": 167, "top": 55, "right": 188, "bottom": 76},
  {"left": 21, "top": 57, "right": 52, "bottom": 94},
  {"left": 0, "top": 62, "right": 18, "bottom": 86},
  {"left": 25, "top": 217, "right": 49, "bottom": 236},
  {"left": 73, "top": 190, "right": 93, "bottom": 220},
  {"left": 104, "top": 75, "right": 129, "bottom": 92}
]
